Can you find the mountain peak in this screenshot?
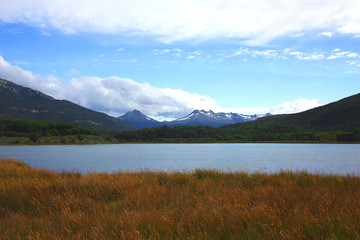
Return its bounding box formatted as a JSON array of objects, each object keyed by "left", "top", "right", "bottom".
[
  {"left": 172, "top": 109, "right": 269, "bottom": 127},
  {"left": 131, "top": 109, "right": 142, "bottom": 114},
  {"left": 118, "top": 110, "right": 161, "bottom": 129},
  {"left": 193, "top": 109, "right": 214, "bottom": 114}
]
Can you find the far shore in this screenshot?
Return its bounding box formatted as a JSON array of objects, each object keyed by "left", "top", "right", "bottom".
[{"left": 1, "top": 136, "right": 359, "bottom": 146}]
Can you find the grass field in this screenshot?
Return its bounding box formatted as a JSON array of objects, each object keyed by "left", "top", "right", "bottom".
[{"left": 0, "top": 159, "right": 359, "bottom": 239}]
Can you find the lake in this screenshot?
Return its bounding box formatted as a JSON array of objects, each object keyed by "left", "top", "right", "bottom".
[{"left": 0, "top": 143, "right": 359, "bottom": 175}]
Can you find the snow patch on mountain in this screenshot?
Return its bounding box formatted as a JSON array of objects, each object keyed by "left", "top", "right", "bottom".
[{"left": 119, "top": 109, "right": 271, "bottom": 128}]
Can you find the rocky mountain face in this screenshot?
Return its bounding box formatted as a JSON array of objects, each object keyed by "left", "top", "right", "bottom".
[
  {"left": 0, "top": 78, "right": 134, "bottom": 131},
  {"left": 118, "top": 109, "right": 270, "bottom": 128},
  {"left": 168, "top": 110, "right": 270, "bottom": 127}
]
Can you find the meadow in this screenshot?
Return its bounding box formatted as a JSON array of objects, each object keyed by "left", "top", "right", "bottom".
[{"left": 0, "top": 159, "right": 359, "bottom": 239}]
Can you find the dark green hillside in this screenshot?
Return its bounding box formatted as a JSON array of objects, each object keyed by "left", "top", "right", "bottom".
[
  {"left": 0, "top": 119, "right": 119, "bottom": 145},
  {"left": 0, "top": 78, "right": 134, "bottom": 131},
  {"left": 0, "top": 118, "right": 97, "bottom": 135},
  {"left": 115, "top": 124, "right": 360, "bottom": 143},
  {"left": 224, "top": 93, "right": 360, "bottom": 131}
]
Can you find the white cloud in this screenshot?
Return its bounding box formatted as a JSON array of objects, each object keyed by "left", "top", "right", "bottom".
[
  {"left": 152, "top": 48, "right": 185, "bottom": 58},
  {"left": 1, "top": 55, "right": 267, "bottom": 118},
  {"left": 327, "top": 55, "right": 339, "bottom": 60},
  {"left": 343, "top": 70, "right": 360, "bottom": 74},
  {"left": 152, "top": 49, "right": 171, "bottom": 55},
  {"left": 252, "top": 50, "right": 278, "bottom": 58},
  {"left": 347, "top": 60, "right": 360, "bottom": 67},
  {"left": 269, "top": 99, "right": 322, "bottom": 114},
  {"left": 301, "top": 54, "right": 324, "bottom": 60},
  {"left": 319, "top": 32, "right": 333, "bottom": 37},
  {"left": 290, "top": 32, "right": 305, "bottom": 38},
  {"left": 149, "top": 47, "right": 359, "bottom": 67},
  {"left": 223, "top": 48, "right": 358, "bottom": 62},
  {"left": 0, "top": 56, "right": 62, "bottom": 94},
  {"left": 326, "top": 51, "right": 358, "bottom": 60},
  {"left": 347, "top": 53, "right": 358, "bottom": 58},
  {"left": 68, "top": 68, "right": 80, "bottom": 77},
  {"left": 225, "top": 48, "right": 282, "bottom": 59},
  {"left": 1, "top": 0, "right": 360, "bottom": 45},
  {"left": 290, "top": 51, "right": 325, "bottom": 60},
  {"left": 190, "top": 51, "right": 201, "bottom": 56}
]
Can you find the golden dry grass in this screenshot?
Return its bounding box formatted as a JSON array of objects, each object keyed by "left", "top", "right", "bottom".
[{"left": 0, "top": 159, "right": 359, "bottom": 239}]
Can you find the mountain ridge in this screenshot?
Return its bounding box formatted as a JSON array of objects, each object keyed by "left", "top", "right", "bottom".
[
  {"left": 118, "top": 109, "right": 271, "bottom": 128},
  {"left": 0, "top": 78, "right": 134, "bottom": 131},
  {"left": 3, "top": 78, "right": 358, "bottom": 132}
]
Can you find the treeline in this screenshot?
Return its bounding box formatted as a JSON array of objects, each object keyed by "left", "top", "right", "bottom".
[
  {"left": 0, "top": 119, "right": 101, "bottom": 143},
  {"left": 115, "top": 124, "right": 360, "bottom": 143},
  {"left": 2, "top": 118, "right": 359, "bottom": 144}
]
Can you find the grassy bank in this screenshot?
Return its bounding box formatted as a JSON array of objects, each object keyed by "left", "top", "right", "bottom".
[{"left": 0, "top": 159, "right": 359, "bottom": 239}]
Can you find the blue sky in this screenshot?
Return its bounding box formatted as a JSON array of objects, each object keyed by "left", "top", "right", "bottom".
[{"left": 1, "top": 0, "right": 359, "bottom": 120}]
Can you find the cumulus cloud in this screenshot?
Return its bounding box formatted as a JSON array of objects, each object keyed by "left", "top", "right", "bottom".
[
  {"left": 1, "top": 56, "right": 327, "bottom": 117},
  {"left": 0, "top": 56, "right": 62, "bottom": 94},
  {"left": 1, "top": 55, "right": 268, "bottom": 118},
  {"left": 269, "top": 99, "right": 322, "bottom": 114},
  {"left": 1, "top": 0, "right": 360, "bottom": 45}
]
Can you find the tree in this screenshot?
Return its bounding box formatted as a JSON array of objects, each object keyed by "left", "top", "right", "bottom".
[{"left": 29, "top": 133, "right": 39, "bottom": 143}]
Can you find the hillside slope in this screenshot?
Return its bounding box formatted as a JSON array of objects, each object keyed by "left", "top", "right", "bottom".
[
  {"left": 223, "top": 93, "right": 360, "bottom": 131},
  {"left": 0, "top": 78, "right": 134, "bottom": 131}
]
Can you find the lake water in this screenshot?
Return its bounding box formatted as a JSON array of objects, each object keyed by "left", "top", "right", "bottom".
[{"left": 0, "top": 144, "right": 359, "bottom": 175}]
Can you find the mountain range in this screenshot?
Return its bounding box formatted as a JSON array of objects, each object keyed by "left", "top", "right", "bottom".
[
  {"left": 118, "top": 109, "right": 271, "bottom": 128},
  {"left": 1, "top": 78, "right": 359, "bottom": 132},
  {"left": 0, "top": 78, "right": 134, "bottom": 131}
]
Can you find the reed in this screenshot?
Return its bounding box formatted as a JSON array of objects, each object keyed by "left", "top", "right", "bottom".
[{"left": 0, "top": 159, "right": 359, "bottom": 239}]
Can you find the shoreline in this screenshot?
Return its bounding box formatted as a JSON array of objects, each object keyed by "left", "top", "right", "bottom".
[{"left": 1, "top": 140, "right": 359, "bottom": 146}]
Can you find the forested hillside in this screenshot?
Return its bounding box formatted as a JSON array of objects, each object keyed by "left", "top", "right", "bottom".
[
  {"left": 115, "top": 124, "right": 360, "bottom": 143},
  {"left": 224, "top": 93, "right": 360, "bottom": 131},
  {"left": 0, "top": 119, "right": 115, "bottom": 144}
]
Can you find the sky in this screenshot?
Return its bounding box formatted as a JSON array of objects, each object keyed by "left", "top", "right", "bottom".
[{"left": 0, "top": 0, "right": 359, "bottom": 120}]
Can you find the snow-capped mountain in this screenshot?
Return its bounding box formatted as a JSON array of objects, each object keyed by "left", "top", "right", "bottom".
[
  {"left": 118, "top": 109, "right": 271, "bottom": 129},
  {"left": 168, "top": 110, "right": 270, "bottom": 127}
]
